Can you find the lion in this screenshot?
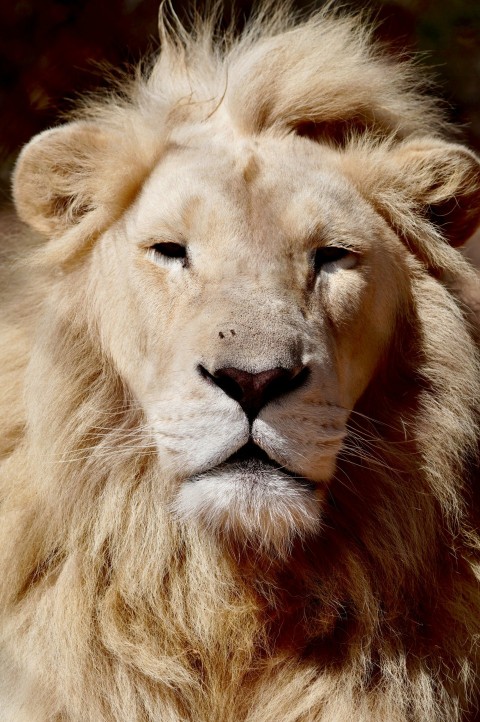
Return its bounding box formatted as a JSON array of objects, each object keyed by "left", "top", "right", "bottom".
[{"left": 1, "top": 5, "right": 480, "bottom": 721}]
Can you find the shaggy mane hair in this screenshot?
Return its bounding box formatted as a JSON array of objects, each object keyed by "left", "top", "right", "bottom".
[{"left": 1, "top": 5, "right": 480, "bottom": 721}]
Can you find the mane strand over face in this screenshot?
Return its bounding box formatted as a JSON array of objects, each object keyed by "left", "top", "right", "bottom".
[{"left": 1, "top": 4, "right": 480, "bottom": 722}]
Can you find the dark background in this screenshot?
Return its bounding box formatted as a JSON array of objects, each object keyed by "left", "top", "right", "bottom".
[{"left": 1, "top": 0, "right": 480, "bottom": 207}]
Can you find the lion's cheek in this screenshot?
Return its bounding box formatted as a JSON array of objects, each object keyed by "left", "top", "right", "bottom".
[
  {"left": 253, "top": 403, "right": 349, "bottom": 483},
  {"left": 321, "top": 270, "right": 400, "bottom": 406},
  {"left": 146, "top": 393, "right": 249, "bottom": 479}
]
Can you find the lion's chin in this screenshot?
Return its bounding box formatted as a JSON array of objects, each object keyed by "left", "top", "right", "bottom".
[{"left": 172, "top": 452, "right": 323, "bottom": 557}]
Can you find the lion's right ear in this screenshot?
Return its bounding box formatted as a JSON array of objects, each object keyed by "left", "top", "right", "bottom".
[{"left": 12, "top": 122, "right": 109, "bottom": 237}]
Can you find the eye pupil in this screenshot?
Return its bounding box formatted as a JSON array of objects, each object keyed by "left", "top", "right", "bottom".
[
  {"left": 314, "top": 246, "right": 349, "bottom": 271},
  {"left": 151, "top": 242, "right": 186, "bottom": 259}
]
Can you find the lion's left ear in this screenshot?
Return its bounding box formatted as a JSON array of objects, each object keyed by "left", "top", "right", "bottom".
[{"left": 389, "top": 139, "right": 480, "bottom": 247}]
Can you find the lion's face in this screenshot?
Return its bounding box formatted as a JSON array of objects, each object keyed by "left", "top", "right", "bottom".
[
  {"left": 89, "top": 127, "right": 407, "bottom": 548},
  {"left": 11, "top": 0, "right": 480, "bottom": 556}
]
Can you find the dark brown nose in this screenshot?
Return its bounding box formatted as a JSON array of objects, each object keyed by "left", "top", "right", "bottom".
[{"left": 199, "top": 365, "right": 309, "bottom": 420}]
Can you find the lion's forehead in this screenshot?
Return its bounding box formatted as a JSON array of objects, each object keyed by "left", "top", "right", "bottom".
[{"left": 128, "top": 131, "right": 379, "bottom": 254}]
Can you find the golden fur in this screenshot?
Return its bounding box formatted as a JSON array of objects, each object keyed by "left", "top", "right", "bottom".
[{"left": 1, "top": 5, "right": 480, "bottom": 721}]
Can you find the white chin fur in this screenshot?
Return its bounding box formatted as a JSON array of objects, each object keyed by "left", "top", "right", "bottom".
[{"left": 172, "top": 462, "right": 322, "bottom": 557}]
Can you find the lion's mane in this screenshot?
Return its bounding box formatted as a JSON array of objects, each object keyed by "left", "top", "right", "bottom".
[{"left": 1, "top": 6, "right": 480, "bottom": 721}]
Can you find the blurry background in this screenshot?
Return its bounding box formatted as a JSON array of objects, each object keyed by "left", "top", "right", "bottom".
[{"left": 1, "top": 0, "right": 480, "bottom": 214}]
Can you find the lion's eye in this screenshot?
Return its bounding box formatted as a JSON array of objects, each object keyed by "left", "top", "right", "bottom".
[
  {"left": 151, "top": 242, "right": 186, "bottom": 259},
  {"left": 314, "top": 246, "right": 356, "bottom": 273},
  {"left": 147, "top": 242, "right": 187, "bottom": 266}
]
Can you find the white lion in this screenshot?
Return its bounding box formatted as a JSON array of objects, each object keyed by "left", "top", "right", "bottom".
[{"left": 1, "top": 5, "right": 480, "bottom": 721}]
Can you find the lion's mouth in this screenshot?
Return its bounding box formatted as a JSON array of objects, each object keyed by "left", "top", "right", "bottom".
[
  {"left": 175, "top": 440, "right": 322, "bottom": 544},
  {"left": 225, "top": 441, "right": 275, "bottom": 465},
  {"left": 220, "top": 441, "right": 315, "bottom": 489}
]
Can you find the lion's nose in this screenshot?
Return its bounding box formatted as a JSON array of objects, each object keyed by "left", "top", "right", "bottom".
[{"left": 199, "top": 365, "right": 310, "bottom": 420}]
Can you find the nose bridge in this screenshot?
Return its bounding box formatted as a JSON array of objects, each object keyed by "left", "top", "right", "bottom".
[{"left": 199, "top": 289, "right": 307, "bottom": 372}]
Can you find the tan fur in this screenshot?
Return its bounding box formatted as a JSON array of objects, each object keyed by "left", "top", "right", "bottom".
[{"left": 2, "top": 5, "right": 480, "bottom": 721}]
